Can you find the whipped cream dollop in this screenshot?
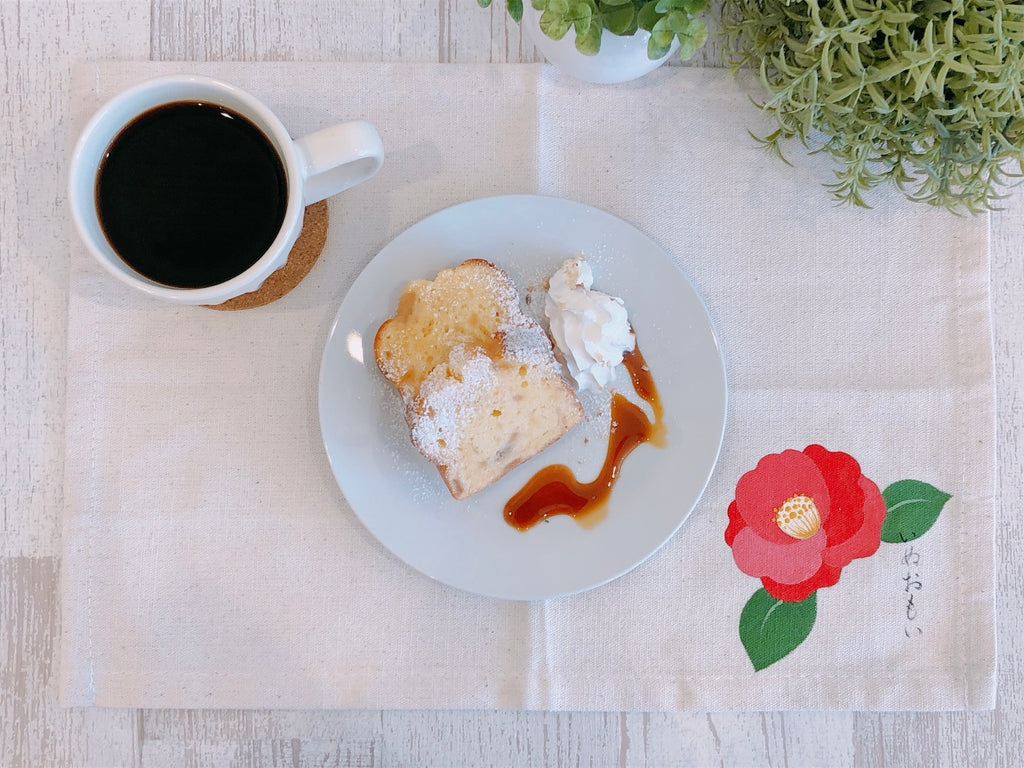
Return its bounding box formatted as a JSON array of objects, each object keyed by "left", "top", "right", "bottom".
[{"left": 545, "top": 256, "right": 635, "bottom": 392}]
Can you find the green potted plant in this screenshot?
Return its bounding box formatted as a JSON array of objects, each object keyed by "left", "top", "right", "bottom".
[
  {"left": 719, "top": 0, "right": 1024, "bottom": 212},
  {"left": 479, "top": 0, "right": 710, "bottom": 83}
]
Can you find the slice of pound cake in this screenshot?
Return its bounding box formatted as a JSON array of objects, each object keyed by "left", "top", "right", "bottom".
[{"left": 374, "top": 259, "right": 584, "bottom": 500}]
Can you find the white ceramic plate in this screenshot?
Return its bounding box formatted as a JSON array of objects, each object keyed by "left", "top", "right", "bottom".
[{"left": 318, "top": 195, "right": 726, "bottom": 600}]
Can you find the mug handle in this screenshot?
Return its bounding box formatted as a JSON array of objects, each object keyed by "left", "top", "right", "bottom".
[{"left": 294, "top": 120, "right": 384, "bottom": 205}]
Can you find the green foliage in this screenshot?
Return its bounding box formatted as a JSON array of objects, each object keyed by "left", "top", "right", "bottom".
[
  {"left": 480, "top": 0, "right": 709, "bottom": 61},
  {"left": 719, "top": 0, "right": 1024, "bottom": 212},
  {"left": 739, "top": 589, "right": 817, "bottom": 671},
  {"left": 880, "top": 480, "right": 951, "bottom": 543}
]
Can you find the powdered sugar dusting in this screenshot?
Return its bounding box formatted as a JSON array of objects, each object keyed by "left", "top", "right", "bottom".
[
  {"left": 484, "top": 263, "right": 562, "bottom": 374},
  {"left": 500, "top": 322, "right": 560, "bottom": 373},
  {"left": 411, "top": 345, "right": 496, "bottom": 464}
]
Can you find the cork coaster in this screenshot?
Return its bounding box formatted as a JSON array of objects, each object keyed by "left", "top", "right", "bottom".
[{"left": 206, "top": 200, "right": 329, "bottom": 310}]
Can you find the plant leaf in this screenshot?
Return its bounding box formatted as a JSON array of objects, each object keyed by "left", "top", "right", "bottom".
[
  {"left": 666, "top": 10, "right": 690, "bottom": 33},
  {"left": 603, "top": 3, "right": 635, "bottom": 35},
  {"left": 647, "top": 35, "right": 672, "bottom": 60},
  {"left": 880, "top": 480, "right": 951, "bottom": 543},
  {"left": 540, "top": 8, "right": 571, "bottom": 39},
  {"left": 739, "top": 589, "right": 817, "bottom": 671},
  {"left": 575, "top": 18, "right": 603, "bottom": 53},
  {"left": 569, "top": 0, "right": 593, "bottom": 35},
  {"left": 478, "top": 0, "right": 492, "bottom": 7},
  {"left": 651, "top": 17, "right": 675, "bottom": 48},
  {"left": 637, "top": 1, "right": 660, "bottom": 31},
  {"left": 508, "top": 0, "right": 524, "bottom": 21},
  {"left": 676, "top": 18, "right": 707, "bottom": 60}
]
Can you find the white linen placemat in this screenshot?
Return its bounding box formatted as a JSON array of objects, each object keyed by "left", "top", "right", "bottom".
[{"left": 61, "top": 61, "right": 996, "bottom": 710}]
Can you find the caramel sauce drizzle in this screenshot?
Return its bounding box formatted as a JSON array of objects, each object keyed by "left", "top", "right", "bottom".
[{"left": 503, "top": 345, "right": 664, "bottom": 531}]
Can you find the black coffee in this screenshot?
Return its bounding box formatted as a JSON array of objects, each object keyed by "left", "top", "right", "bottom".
[{"left": 96, "top": 101, "right": 288, "bottom": 288}]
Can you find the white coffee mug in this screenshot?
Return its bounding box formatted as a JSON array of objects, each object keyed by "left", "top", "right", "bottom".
[{"left": 69, "top": 74, "right": 384, "bottom": 304}]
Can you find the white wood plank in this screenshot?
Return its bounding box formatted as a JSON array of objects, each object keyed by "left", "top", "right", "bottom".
[
  {"left": 151, "top": 0, "right": 440, "bottom": 62},
  {"left": 644, "top": 712, "right": 777, "bottom": 766},
  {"left": 378, "top": 710, "right": 626, "bottom": 767},
  {"left": 0, "top": 2, "right": 148, "bottom": 764},
  {"left": 1, "top": 557, "right": 141, "bottom": 767},
  {"left": 987, "top": 192, "right": 1024, "bottom": 766},
  {"left": 139, "top": 711, "right": 383, "bottom": 767},
  {"left": 0, "top": 0, "right": 148, "bottom": 558},
  {"left": 440, "top": 0, "right": 541, "bottom": 64}
]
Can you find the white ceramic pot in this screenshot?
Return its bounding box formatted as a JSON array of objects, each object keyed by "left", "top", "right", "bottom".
[{"left": 522, "top": 5, "right": 679, "bottom": 84}]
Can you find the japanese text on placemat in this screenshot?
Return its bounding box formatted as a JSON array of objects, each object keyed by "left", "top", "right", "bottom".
[{"left": 901, "top": 544, "right": 923, "bottom": 638}]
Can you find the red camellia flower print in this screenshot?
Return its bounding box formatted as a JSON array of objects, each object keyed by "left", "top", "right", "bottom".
[{"left": 725, "top": 444, "right": 887, "bottom": 602}]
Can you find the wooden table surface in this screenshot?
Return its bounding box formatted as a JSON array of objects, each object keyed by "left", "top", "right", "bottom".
[{"left": 2, "top": 2, "right": 1022, "bottom": 765}]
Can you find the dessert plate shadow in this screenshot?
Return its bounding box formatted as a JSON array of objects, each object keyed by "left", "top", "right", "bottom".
[{"left": 318, "top": 194, "right": 726, "bottom": 600}]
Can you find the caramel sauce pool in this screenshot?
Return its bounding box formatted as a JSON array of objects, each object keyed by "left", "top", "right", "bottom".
[{"left": 503, "top": 345, "right": 665, "bottom": 531}]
